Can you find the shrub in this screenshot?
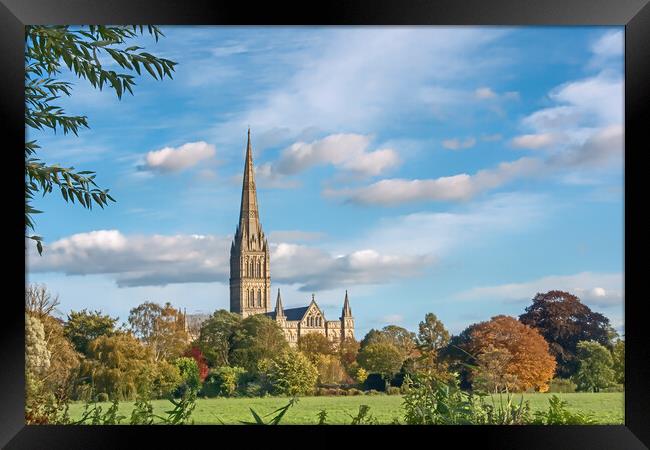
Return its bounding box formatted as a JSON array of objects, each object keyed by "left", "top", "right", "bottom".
[
  {"left": 173, "top": 357, "right": 200, "bottom": 397},
  {"left": 202, "top": 366, "right": 246, "bottom": 397},
  {"left": 548, "top": 378, "right": 577, "bottom": 393},
  {"left": 264, "top": 350, "right": 318, "bottom": 396},
  {"left": 348, "top": 388, "right": 363, "bottom": 396},
  {"left": 95, "top": 392, "right": 109, "bottom": 402},
  {"left": 386, "top": 386, "right": 401, "bottom": 396},
  {"left": 354, "top": 366, "right": 368, "bottom": 384},
  {"left": 243, "top": 381, "right": 264, "bottom": 397},
  {"left": 600, "top": 384, "right": 624, "bottom": 393},
  {"left": 366, "top": 389, "right": 381, "bottom": 395}
]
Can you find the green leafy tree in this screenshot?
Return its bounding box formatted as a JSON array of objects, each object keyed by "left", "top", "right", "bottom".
[
  {"left": 25, "top": 25, "right": 177, "bottom": 253},
  {"left": 64, "top": 309, "right": 117, "bottom": 355},
  {"left": 196, "top": 310, "right": 242, "bottom": 367},
  {"left": 263, "top": 350, "right": 318, "bottom": 396},
  {"left": 519, "top": 290, "right": 615, "bottom": 378},
  {"left": 357, "top": 341, "right": 404, "bottom": 388},
  {"left": 83, "top": 332, "right": 171, "bottom": 400},
  {"left": 574, "top": 340, "right": 615, "bottom": 392},
  {"left": 298, "top": 332, "right": 335, "bottom": 363},
  {"left": 418, "top": 313, "right": 450, "bottom": 352},
  {"left": 360, "top": 325, "right": 417, "bottom": 366},
  {"left": 128, "top": 301, "right": 189, "bottom": 361},
  {"left": 414, "top": 313, "right": 451, "bottom": 379},
  {"left": 612, "top": 339, "right": 624, "bottom": 384},
  {"left": 230, "top": 315, "right": 288, "bottom": 373}
]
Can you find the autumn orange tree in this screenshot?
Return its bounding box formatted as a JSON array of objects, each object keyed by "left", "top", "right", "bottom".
[{"left": 461, "top": 315, "right": 556, "bottom": 392}]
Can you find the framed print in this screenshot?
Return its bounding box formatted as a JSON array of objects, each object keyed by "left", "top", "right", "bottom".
[{"left": 1, "top": 0, "right": 648, "bottom": 448}]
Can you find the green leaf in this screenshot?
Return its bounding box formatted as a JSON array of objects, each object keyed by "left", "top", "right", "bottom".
[{"left": 249, "top": 408, "right": 265, "bottom": 425}]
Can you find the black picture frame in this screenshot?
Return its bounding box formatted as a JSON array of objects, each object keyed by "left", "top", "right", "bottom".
[{"left": 1, "top": 0, "right": 647, "bottom": 448}]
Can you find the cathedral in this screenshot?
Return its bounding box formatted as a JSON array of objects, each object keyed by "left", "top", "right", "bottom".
[{"left": 229, "top": 130, "right": 354, "bottom": 347}]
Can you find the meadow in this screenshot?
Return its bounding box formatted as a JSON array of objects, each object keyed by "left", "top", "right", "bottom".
[{"left": 67, "top": 392, "right": 624, "bottom": 425}]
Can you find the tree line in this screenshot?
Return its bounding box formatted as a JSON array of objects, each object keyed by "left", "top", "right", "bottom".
[{"left": 25, "top": 284, "right": 624, "bottom": 424}]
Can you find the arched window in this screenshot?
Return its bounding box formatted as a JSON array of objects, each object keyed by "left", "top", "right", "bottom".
[{"left": 258, "top": 289, "right": 262, "bottom": 307}]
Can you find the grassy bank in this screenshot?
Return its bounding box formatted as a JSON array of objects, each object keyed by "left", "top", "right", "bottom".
[{"left": 66, "top": 392, "right": 623, "bottom": 425}]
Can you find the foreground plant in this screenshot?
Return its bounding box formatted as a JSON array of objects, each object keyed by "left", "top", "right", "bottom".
[
  {"left": 532, "top": 395, "right": 597, "bottom": 425},
  {"left": 240, "top": 397, "right": 299, "bottom": 425},
  {"left": 25, "top": 25, "right": 177, "bottom": 253}
]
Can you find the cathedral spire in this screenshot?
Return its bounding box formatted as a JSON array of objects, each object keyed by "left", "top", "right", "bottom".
[
  {"left": 342, "top": 290, "right": 352, "bottom": 317},
  {"left": 237, "top": 128, "right": 262, "bottom": 242},
  {"left": 275, "top": 289, "right": 285, "bottom": 317}
]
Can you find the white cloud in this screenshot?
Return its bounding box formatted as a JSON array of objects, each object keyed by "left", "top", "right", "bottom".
[
  {"left": 272, "top": 244, "right": 428, "bottom": 291},
  {"left": 29, "top": 230, "right": 232, "bottom": 287},
  {"left": 271, "top": 134, "right": 400, "bottom": 177},
  {"left": 455, "top": 272, "right": 623, "bottom": 308},
  {"left": 511, "top": 133, "right": 557, "bottom": 149},
  {"left": 590, "top": 30, "right": 623, "bottom": 67},
  {"left": 143, "top": 141, "right": 216, "bottom": 173},
  {"left": 28, "top": 230, "right": 427, "bottom": 292},
  {"left": 548, "top": 124, "right": 623, "bottom": 168},
  {"left": 442, "top": 137, "right": 476, "bottom": 150},
  {"left": 326, "top": 157, "right": 543, "bottom": 205}
]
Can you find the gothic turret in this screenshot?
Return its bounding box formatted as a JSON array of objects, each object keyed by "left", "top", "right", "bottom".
[
  {"left": 275, "top": 289, "right": 285, "bottom": 319},
  {"left": 340, "top": 290, "right": 354, "bottom": 341},
  {"left": 229, "top": 129, "right": 271, "bottom": 317}
]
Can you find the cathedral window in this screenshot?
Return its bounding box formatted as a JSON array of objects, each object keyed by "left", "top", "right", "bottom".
[{"left": 258, "top": 289, "right": 262, "bottom": 307}]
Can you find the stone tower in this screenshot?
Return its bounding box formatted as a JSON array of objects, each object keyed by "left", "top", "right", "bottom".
[
  {"left": 229, "top": 129, "right": 271, "bottom": 317},
  {"left": 340, "top": 290, "right": 354, "bottom": 340}
]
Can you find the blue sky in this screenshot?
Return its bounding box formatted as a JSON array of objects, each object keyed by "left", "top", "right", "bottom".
[{"left": 27, "top": 26, "right": 624, "bottom": 338}]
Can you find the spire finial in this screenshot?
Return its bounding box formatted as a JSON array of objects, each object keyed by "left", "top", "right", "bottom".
[
  {"left": 275, "top": 288, "right": 284, "bottom": 317},
  {"left": 342, "top": 290, "right": 352, "bottom": 316}
]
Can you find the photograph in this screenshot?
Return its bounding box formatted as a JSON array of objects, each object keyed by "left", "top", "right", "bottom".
[{"left": 23, "top": 24, "right": 625, "bottom": 427}]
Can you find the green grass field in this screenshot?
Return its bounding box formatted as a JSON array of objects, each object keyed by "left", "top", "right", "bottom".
[{"left": 66, "top": 392, "right": 623, "bottom": 425}]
